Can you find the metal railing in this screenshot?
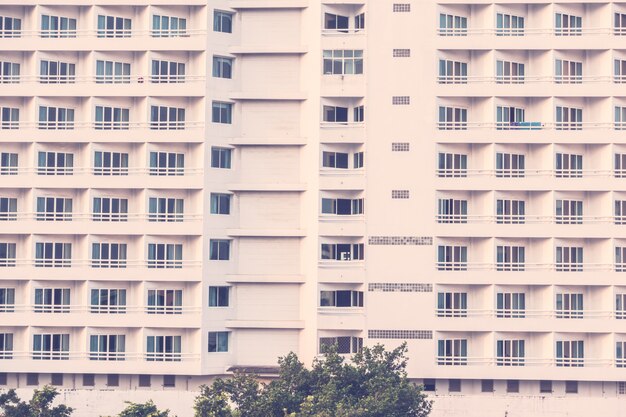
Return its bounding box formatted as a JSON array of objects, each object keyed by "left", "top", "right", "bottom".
[
  {"left": 436, "top": 308, "right": 622, "bottom": 319},
  {"left": 435, "top": 262, "right": 618, "bottom": 272},
  {"left": 0, "top": 259, "right": 202, "bottom": 268},
  {"left": 3, "top": 304, "right": 200, "bottom": 314},
  {"left": 0, "top": 75, "right": 205, "bottom": 84},
  {"left": 434, "top": 214, "right": 626, "bottom": 225},
  {"left": 0, "top": 29, "right": 205, "bottom": 38},
  {"left": 0, "top": 121, "right": 204, "bottom": 131},
  {"left": 0, "top": 351, "right": 200, "bottom": 361},
  {"left": 436, "top": 27, "right": 626, "bottom": 36},
  {"left": 435, "top": 168, "right": 626, "bottom": 178},
  {"left": 436, "top": 121, "right": 626, "bottom": 131},
  {"left": 0, "top": 212, "right": 202, "bottom": 222},
  {"left": 437, "top": 75, "right": 622, "bottom": 84}
]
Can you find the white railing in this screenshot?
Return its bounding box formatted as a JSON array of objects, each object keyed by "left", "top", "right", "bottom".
[
  {"left": 0, "top": 212, "right": 202, "bottom": 222},
  {"left": 435, "top": 168, "right": 624, "bottom": 178},
  {"left": 435, "top": 262, "right": 616, "bottom": 272},
  {"left": 435, "top": 214, "right": 626, "bottom": 225},
  {"left": 4, "top": 304, "right": 200, "bottom": 314},
  {"left": 436, "top": 27, "right": 626, "bottom": 36},
  {"left": 1, "top": 166, "right": 202, "bottom": 176},
  {"left": 436, "top": 121, "right": 626, "bottom": 130},
  {"left": 0, "top": 121, "right": 204, "bottom": 130},
  {"left": 321, "top": 29, "right": 366, "bottom": 36},
  {"left": 436, "top": 308, "right": 619, "bottom": 319},
  {"left": 437, "top": 75, "right": 618, "bottom": 84},
  {"left": 0, "top": 75, "right": 205, "bottom": 84},
  {"left": 1, "top": 351, "right": 200, "bottom": 361},
  {"left": 435, "top": 356, "right": 614, "bottom": 367},
  {"left": 0, "top": 29, "right": 206, "bottom": 38},
  {"left": 320, "top": 121, "right": 365, "bottom": 128},
  {"left": 0, "top": 259, "right": 202, "bottom": 268}
]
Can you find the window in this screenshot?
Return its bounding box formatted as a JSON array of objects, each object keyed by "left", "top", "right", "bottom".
[
  {"left": 82, "top": 374, "right": 95, "bottom": 387},
  {"left": 496, "top": 245, "right": 525, "bottom": 271},
  {"left": 321, "top": 198, "right": 364, "bottom": 216},
  {"left": 0, "top": 243, "right": 16, "bottom": 267},
  {"left": 497, "top": 340, "right": 525, "bottom": 366},
  {"left": 320, "top": 290, "right": 363, "bottom": 307},
  {"left": 322, "top": 151, "right": 348, "bottom": 169},
  {"left": 438, "top": 106, "right": 467, "bottom": 130},
  {"left": 35, "top": 242, "right": 71, "bottom": 267},
  {"left": 34, "top": 288, "right": 70, "bottom": 313},
  {"left": 94, "top": 151, "right": 128, "bottom": 175},
  {"left": 496, "top": 106, "right": 525, "bottom": 129},
  {"left": 354, "top": 105, "right": 364, "bottom": 122},
  {"left": 423, "top": 379, "right": 436, "bottom": 391},
  {"left": 506, "top": 380, "right": 520, "bottom": 393},
  {"left": 323, "top": 105, "right": 348, "bottom": 123},
  {"left": 138, "top": 375, "right": 150, "bottom": 387},
  {"left": 321, "top": 243, "right": 364, "bottom": 261},
  {"left": 617, "top": 341, "right": 626, "bottom": 367},
  {"left": 148, "top": 289, "right": 182, "bottom": 314},
  {"left": 0, "top": 197, "right": 17, "bottom": 221},
  {"left": 38, "top": 106, "right": 74, "bottom": 130},
  {"left": 319, "top": 336, "right": 363, "bottom": 354},
  {"left": 36, "top": 197, "right": 72, "bottom": 221},
  {"left": 151, "top": 60, "right": 185, "bottom": 83},
  {"left": 0, "top": 373, "right": 7, "bottom": 385},
  {"left": 210, "top": 194, "right": 231, "bottom": 215},
  {"left": 323, "top": 50, "right": 363, "bottom": 75},
  {"left": 438, "top": 59, "right": 467, "bottom": 84},
  {"left": 51, "top": 373, "right": 63, "bottom": 386},
  {"left": 0, "top": 61, "right": 19, "bottom": 83},
  {"left": 147, "top": 243, "right": 182, "bottom": 268},
  {"left": 354, "top": 152, "right": 364, "bottom": 168},
  {"left": 209, "top": 286, "right": 230, "bottom": 307},
  {"left": 496, "top": 13, "right": 525, "bottom": 36},
  {"left": 92, "top": 243, "right": 127, "bottom": 268},
  {"left": 97, "top": 15, "right": 131, "bottom": 38},
  {"left": 481, "top": 380, "right": 494, "bottom": 393},
  {"left": 163, "top": 375, "right": 176, "bottom": 388},
  {"left": 212, "top": 102, "right": 232, "bottom": 124},
  {"left": 556, "top": 153, "right": 582, "bottom": 178},
  {"left": 148, "top": 197, "right": 184, "bottom": 222},
  {"left": 150, "top": 106, "right": 185, "bottom": 130},
  {"left": 540, "top": 380, "right": 553, "bottom": 393},
  {"left": 96, "top": 60, "right": 130, "bottom": 84},
  {"left": 38, "top": 151, "right": 73, "bottom": 175},
  {"left": 616, "top": 201, "right": 626, "bottom": 224},
  {"left": 496, "top": 292, "right": 525, "bottom": 318},
  {"left": 496, "top": 152, "right": 525, "bottom": 178},
  {"left": 90, "top": 288, "right": 126, "bottom": 313},
  {"left": 556, "top": 340, "right": 584, "bottom": 367},
  {"left": 616, "top": 12, "right": 626, "bottom": 35},
  {"left": 449, "top": 379, "right": 461, "bottom": 393},
  {"left": 556, "top": 246, "right": 583, "bottom": 272},
  {"left": 556, "top": 106, "right": 582, "bottom": 130},
  {"left": 617, "top": 247, "right": 626, "bottom": 272},
  {"left": 214, "top": 11, "right": 233, "bottom": 33},
  {"left": 496, "top": 60, "right": 524, "bottom": 84},
  {"left": 555, "top": 13, "right": 582, "bottom": 36},
  {"left": 556, "top": 293, "right": 583, "bottom": 318},
  {"left": 616, "top": 106, "right": 626, "bottom": 130},
  {"left": 1, "top": 107, "right": 19, "bottom": 129},
  {"left": 555, "top": 59, "right": 582, "bottom": 84},
  {"left": 150, "top": 152, "right": 184, "bottom": 175},
  {"left": 497, "top": 199, "right": 525, "bottom": 224},
  {"left": 437, "top": 198, "right": 467, "bottom": 223},
  {"left": 0, "top": 288, "right": 15, "bottom": 312},
  {"left": 107, "top": 374, "right": 119, "bottom": 387},
  {"left": 209, "top": 239, "right": 230, "bottom": 261},
  {"left": 437, "top": 245, "right": 467, "bottom": 271},
  {"left": 437, "top": 292, "right": 467, "bottom": 317},
  {"left": 208, "top": 331, "right": 229, "bottom": 352},
  {"left": 95, "top": 106, "right": 129, "bottom": 130},
  {"left": 0, "top": 152, "right": 18, "bottom": 175},
  {"left": 27, "top": 374, "right": 38, "bottom": 385},
  {"left": 437, "top": 153, "right": 467, "bottom": 177},
  {"left": 355, "top": 13, "right": 365, "bottom": 30},
  {"left": 152, "top": 15, "right": 186, "bottom": 37},
  {"left": 0, "top": 333, "right": 13, "bottom": 359},
  {"left": 437, "top": 339, "right": 467, "bottom": 365},
  {"left": 556, "top": 200, "right": 583, "bottom": 224},
  {"left": 41, "top": 15, "right": 76, "bottom": 38},
  {"left": 92, "top": 197, "right": 128, "bottom": 222},
  {"left": 565, "top": 381, "right": 578, "bottom": 394},
  {"left": 89, "top": 335, "right": 125, "bottom": 360},
  {"left": 40, "top": 60, "right": 75, "bottom": 84},
  {"left": 615, "top": 59, "right": 626, "bottom": 83},
  {"left": 324, "top": 13, "right": 348, "bottom": 31},
  {"left": 146, "top": 335, "right": 181, "bottom": 361},
  {"left": 211, "top": 147, "right": 232, "bottom": 169},
  {"left": 439, "top": 13, "right": 467, "bottom": 36},
  {"left": 618, "top": 294, "right": 626, "bottom": 319},
  {"left": 33, "top": 334, "right": 70, "bottom": 360},
  {"left": 212, "top": 56, "right": 232, "bottom": 79},
  {"left": 0, "top": 16, "right": 21, "bottom": 38}
]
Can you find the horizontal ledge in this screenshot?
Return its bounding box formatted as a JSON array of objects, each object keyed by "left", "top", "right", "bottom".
[
  {"left": 229, "top": 137, "right": 307, "bottom": 146},
  {"left": 227, "top": 229, "right": 306, "bottom": 237},
  {"left": 225, "top": 274, "right": 305, "bottom": 284},
  {"left": 225, "top": 319, "right": 305, "bottom": 329},
  {"left": 227, "top": 183, "right": 307, "bottom": 191},
  {"left": 230, "top": 1, "right": 308, "bottom": 9},
  {"left": 228, "top": 46, "right": 308, "bottom": 54},
  {"left": 229, "top": 92, "right": 307, "bottom": 101}
]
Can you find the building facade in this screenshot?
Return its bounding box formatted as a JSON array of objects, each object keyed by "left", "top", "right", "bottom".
[{"left": 3, "top": 0, "right": 626, "bottom": 416}]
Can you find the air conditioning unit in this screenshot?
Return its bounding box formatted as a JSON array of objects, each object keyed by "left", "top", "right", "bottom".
[{"left": 341, "top": 252, "right": 351, "bottom": 261}]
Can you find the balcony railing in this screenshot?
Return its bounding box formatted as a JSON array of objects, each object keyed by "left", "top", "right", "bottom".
[
  {"left": 2, "top": 304, "right": 200, "bottom": 314},
  {"left": 321, "top": 29, "right": 366, "bottom": 36},
  {"left": 436, "top": 214, "right": 626, "bottom": 225},
  {"left": 435, "top": 356, "right": 614, "bottom": 367},
  {"left": 435, "top": 308, "right": 622, "bottom": 319},
  {"left": 1, "top": 166, "right": 202, "bottom": 176},
  {"left": 0, "top": 351, "right": 200, "bottom": 361},
  {"left": 0, "top": 29, "right": 206, "bottom": 39},
  {"left": 1, "top": 121, "right": 204, "bottom": 131},
  {"left": 435, "top": 262, "right": 619, "bottom": 272},
  {"left": 437, "top": 75, "right": 618, "bottom": 84},
  {"left": 0, "top": 212, "right": 202, "bottom": 222},
  {"left": 436, "top": 168, "right": 626, "bottom": 178},
  {"left": 436, "top": 27, "right": 626, "bottom": 36},
  {"left": 436, "top": 121, "right": 626, "bottom": 131},
  {"left": 2, "top": 259, "right": 202, "bottom": 268},
  {"left": 0, "top": 74, "right": 205, "bottom": 85}
]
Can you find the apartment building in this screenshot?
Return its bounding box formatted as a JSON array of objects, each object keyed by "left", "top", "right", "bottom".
[{"left": 3, "top": 0, "right": 626, "bottom": 416}]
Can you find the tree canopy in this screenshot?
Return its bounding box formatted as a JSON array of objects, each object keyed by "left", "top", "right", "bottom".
[
  {"left": 0, "top": 385, "right": 73, "bottom": 417},
  {"left": 116, "top": 400, "right": 172, "bottom": 417},
  {"left": 194, "top": 343, "right": 432, "bottom": 417}
]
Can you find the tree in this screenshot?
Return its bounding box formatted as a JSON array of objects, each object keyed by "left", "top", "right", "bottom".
[
  {"left": 194, "top": 343, "right": 432, "bottom": 417},
  {"left": 117, "top": 400, "right": 172, "bottom": 417},
  {"left": 0, "top": 385, "right": 73, "bottom": 417}
]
